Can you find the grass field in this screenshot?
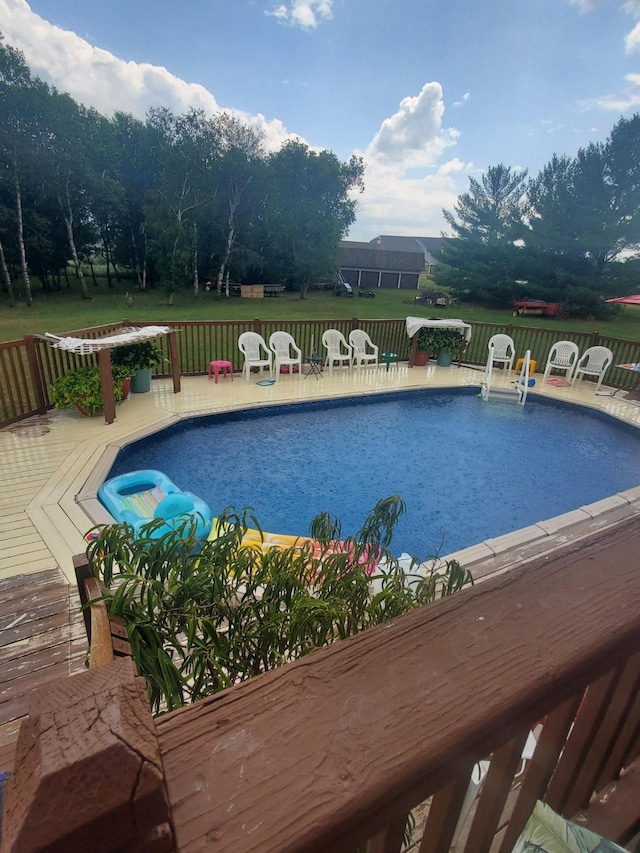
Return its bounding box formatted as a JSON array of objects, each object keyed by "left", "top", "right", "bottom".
[{"left": 1, "top": 281, "right": 639, "bottom": 343}]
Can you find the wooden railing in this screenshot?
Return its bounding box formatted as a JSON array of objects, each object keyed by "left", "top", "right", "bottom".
[
  {"left": 3, "top": 516, "right": 640, "bottom": 852},
  {"left": 1, "top": 317, "right": 639, "bottom": 428}
]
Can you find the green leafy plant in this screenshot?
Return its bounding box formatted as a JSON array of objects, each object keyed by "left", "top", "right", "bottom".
[
  {"left": 86, "top": 496, "right": 473, "bottom": 715},
  {"left": 417, "top": 327, "right": 462, "bottom": 356},
  {"left": 111, "top": 340, "right": 165, "bottom": 372},
  {"left": 50, "top": 365, "right": 126, "bottom": 415},
  {"left": 416, "top": 327, "right": 441, "bottom": 353},
  {"left": 435, "top": 328, "right": 464, "bottom": 356}
]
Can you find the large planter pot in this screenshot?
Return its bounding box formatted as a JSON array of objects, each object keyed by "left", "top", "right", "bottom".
[
  {"left": 436, "top": 352, "right": 452, "bottom": 367},
  {"left": 121, "top": 378, "right": 131, "bottom": 400},
  {"left": 414, "top": 350, "right": 430, "bottom": 366},
  {"left": 130, "top": 368, "right": 153, "bottom": 394}
]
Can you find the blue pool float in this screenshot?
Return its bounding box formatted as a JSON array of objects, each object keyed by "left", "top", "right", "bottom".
[{"left": 98, "top": 469, "right": 212, "bottom": 541}]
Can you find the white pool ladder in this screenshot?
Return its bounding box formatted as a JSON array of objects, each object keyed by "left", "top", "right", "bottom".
[{"left": 482, "top": 348, "right": 531, "bottom": 406}]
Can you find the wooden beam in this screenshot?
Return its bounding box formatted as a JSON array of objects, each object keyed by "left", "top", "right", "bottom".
[
  {"left": 97, "top": 348, "right": 115, "bottom": 425},
  {"left": 2, "top": 658, "right": 172, "bottom": 853}
]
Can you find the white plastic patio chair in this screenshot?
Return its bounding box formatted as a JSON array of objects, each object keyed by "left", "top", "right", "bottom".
[
  {"left": 487, "top": 334, "right": 515, "bottom": 375},
  {"left": 571, "top": 345, "right": 613, "bottom": 393},
  {"left": 543, "top": 341, "right": 579, "bottom": 384},
  {"left": 269, "top": 331, "right": 302, "bottom": 379},
  {"left": 238, "top": 331, "right": 273, "bottom": 381},
  {"left": 322, "top": 329, "right": 352, "bottom": 372},
  {"left": 348, "top": 329, "right": 379, "bottom": 369}
]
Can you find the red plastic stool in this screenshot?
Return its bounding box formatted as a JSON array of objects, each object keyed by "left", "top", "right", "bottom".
[{"left": 208, "top": 360, "right": 233, "bottom": 383}]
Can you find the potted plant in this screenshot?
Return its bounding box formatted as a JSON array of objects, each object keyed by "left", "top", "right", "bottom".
[
  {"left": 111, "top": 341, "right": 165, "bottom": 394},
  {"left": 415, "top": 327, "right": 441, "bottom": 366},
  {"left": 433, "top": 329, "right": 463, "bottom": 367},
  {"left": 51, "top": 365, "right": 127, "bottom": 416},
  {"left": 111, "top": 363, "right": 135, "bottom": 400}
]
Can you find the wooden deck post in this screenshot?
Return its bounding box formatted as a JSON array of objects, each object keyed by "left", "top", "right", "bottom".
[
  {"left": 408, "top": 331, "right": 418, "bottom": 367},
  {"left": 1, "top": 657, "right": 172, "bottom": 853},
  {"left": 168, "top": 330, "right": 181, "bottom": 393},
  {"left": 97, "top": 348, "right": 116, "bottom": 425},
  {"left": 22, "top": 335, "right": 47, "bottom": 414}
]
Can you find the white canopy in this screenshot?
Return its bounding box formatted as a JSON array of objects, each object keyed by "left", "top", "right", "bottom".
[
  {"left": 405, "top": 316, "right": 472, "bottom": 343},
  {"left": 41, "top": 326, "right": 172, "bottom": 356}
]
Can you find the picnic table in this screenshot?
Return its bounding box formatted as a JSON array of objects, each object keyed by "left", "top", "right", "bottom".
[{"left": 232, "top": 284, "right": 286, "bottom": 298}]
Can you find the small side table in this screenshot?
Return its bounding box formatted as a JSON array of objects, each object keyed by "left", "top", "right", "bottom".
[
  {"left": 208, "top": 360, "right": 233, "bottom": 383},
  {"left": 305, "top": 354, "right": 323, "bottom": 380},
  {"left": 382, "top": 351, "right": 397, "bottom": 372}
]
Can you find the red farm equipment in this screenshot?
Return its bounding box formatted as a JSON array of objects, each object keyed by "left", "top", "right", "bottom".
[{"left": 512, "top": 299, "right": 568, "bottom": 318}]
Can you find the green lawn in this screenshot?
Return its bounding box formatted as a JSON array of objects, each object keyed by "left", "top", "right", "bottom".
[{"left": 2, "top": 281, "right": 639, "bottom": 343}]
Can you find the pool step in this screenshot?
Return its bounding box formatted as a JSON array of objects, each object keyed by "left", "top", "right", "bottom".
[{"left": 482, "top": 385, "right": 522, "bottom": 404}]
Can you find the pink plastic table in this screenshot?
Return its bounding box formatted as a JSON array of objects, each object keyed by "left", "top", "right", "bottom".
[{"left": 208, "top": 360, "right": 233, "bottom": 383}]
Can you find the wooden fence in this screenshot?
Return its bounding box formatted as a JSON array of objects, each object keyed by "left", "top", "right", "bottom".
[{"left": 1, "top": 317, "right": 639, "bottom": 429}]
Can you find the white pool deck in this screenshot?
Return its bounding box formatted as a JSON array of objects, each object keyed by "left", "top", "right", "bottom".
[{"left": 2, "top": 361, "right": 639, "bottom": 587}]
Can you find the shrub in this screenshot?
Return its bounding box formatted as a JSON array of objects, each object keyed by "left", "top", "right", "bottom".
[
  {"left": 51, "top": 365, "right": 126, "bottom": 416},
  {"left": 111, "top": 341, "right": 165, "bottom": 372},
  {"left": 86, "top": 496, "right": 473, "bottom": 714}
]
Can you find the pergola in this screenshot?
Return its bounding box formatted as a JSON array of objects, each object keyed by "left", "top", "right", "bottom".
[{"left": 41, "top": 325, "right": 181, "bottom": 424}]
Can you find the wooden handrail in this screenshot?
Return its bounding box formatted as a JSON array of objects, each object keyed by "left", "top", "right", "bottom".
[{"left": 152, "top": 514, "right": 640, "bottom": 852}]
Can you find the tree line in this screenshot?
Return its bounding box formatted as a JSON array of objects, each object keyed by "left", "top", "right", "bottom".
[
  {"left": 435, "top": 116, "right": 640, "bottom": 317},
  {"left": 0, "top": 38, "right": 364, "bottom": 306}
]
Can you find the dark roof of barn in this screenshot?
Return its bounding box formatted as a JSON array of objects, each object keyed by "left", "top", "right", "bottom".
[
  {"left": 370, "top": 236, "right": 447, "bottom": 266},
  {"left": 338, "top": 241, "right": 424, "bottom": 273}
]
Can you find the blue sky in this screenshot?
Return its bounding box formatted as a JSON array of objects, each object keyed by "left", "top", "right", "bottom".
[{"left": 3, "top": 0, "right": 640, "bottom": 240}]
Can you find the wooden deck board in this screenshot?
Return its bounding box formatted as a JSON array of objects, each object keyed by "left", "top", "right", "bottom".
[{"left": 0, "top": 568, "right": 87, "bottom": 772}]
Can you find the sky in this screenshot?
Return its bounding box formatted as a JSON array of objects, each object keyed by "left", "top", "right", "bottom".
[{"left": 2, "top": 0, "right": 640, "bottom": 241}]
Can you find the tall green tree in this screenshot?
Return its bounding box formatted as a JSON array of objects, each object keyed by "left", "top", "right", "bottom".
[
  {"left": 443, "top": 163, "right": 528, "bottom": 245},
  {"left": 437, "top": 164, "right": 527, "bottom": 305},
  {"left": 260, "top": 141, "right": 364, "bottom": 298},
  {"left": 525, "top": 115, "right": 640, "bottom": 283},
  {"left": 145, "top": 108, "right": 219, "bottom": 301},
  {"left": 0, "top": 39, "right": 41, "bottom": 304},
  {"left": 209, "top": 114, "right": 265, "bottom": 296}
]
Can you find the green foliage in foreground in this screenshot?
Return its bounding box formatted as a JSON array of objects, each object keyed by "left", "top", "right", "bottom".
[{"left": 86, "top": 496, "right": 473, "bottom": 715}]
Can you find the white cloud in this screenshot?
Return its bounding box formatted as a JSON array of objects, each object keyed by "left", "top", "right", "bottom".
[
  {"left": 265, "top": 0, "right": 333, "bottom": 30},
  {"left": 348, "top": 85, "right": 467, "bottom": 239},
  {"left": 348, "top": 157, "right": 469, "bottom": 240},
  {"left": 366, "top": 82, "right": 459, "bottom": 169},
  {"left": 625, "top": 20, "right": 640, "bottom": 51},
  {"left": 0, "top": 0, "right": 295, "bottom": 150},
  {"left": 568, "top": 0, "right": 607, "bottom": 10},
  {"left": 453, "top": 92, "right": 470, "bottom": 108},
  {"left": 581, "top": 72, "right": 640, "bottom": 110}
]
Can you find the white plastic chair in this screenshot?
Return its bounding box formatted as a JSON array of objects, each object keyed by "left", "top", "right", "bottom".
[
  {"left": 571, "top": 345, "right": 613, "bottom": 392},
  {"left": 543, "top": 341, "right": 579, "bottom": 384},
  {"left": 348, "top": 329, "right": 379, "bottom": 369},
  {"left": 451, "top": 760, "right": 491, "bottom": 848},
  {"left": 322, "top": 329, "right": 352, "bottom": 372},
  {"left": 269, "top": 331, "right": 302, "bottom": 379},
  {"left": 238, "top": 331, "right": 273, "bottom": 381},
  {"left": 488, "top": 334, "right": 515, "bottom": 375}
]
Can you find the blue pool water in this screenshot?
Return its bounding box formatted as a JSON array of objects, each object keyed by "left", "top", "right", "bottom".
[{"left": 105, "top": 389, "right": 640, "bottom": 559}]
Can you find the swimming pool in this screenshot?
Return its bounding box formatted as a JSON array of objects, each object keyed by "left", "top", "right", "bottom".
[{"left": 105, "top": 388, "right": 640, "bottom": 559}]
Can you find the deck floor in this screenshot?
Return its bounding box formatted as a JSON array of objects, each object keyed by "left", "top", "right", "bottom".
[{"left": 1, "top": 363, "right": 639, "bottom": 772}]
